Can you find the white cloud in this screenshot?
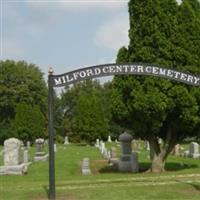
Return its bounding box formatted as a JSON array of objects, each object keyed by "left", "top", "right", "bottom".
[
  {"left": 94, "top": 14, "right": 129, "bottom": 50},
  {"left": 24, "top": 0, "right": 128, "bottom": 13}
]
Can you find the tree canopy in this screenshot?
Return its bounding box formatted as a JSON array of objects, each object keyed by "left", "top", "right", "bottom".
[
  {"left": 59, "top": 80, "right": 112, "bottom": 143},
  {"left": 0, "top": 60, "right": 48, "bottom": 143},
  {"left": 112, "top": 0, "right": 200, "bottom": 172}
]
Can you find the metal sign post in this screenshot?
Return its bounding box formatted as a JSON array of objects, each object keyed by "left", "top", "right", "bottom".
[{"left": 48, "top": 68, "right": 55, "bottom": 200}]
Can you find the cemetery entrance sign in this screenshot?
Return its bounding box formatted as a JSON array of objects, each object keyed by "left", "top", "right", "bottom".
[{"left": 48, "top": 63, "right": 200, "bottom": 199}]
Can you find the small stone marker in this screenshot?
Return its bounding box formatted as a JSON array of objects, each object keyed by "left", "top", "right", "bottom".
[
  {"left": 26, "top": 141, "right": 31, "bottom": 149},
  {"left": 54, "top": 144, "right": 57, "bottom": 152},
  {"left": 107, "top": 135, "right": 112, "bottom": 143},
  {"left": 64, "top": 136, "right": 69, "bottom": 145},
  {"left": 111, "top": 147, "right": 117, "bottom": 159},
  {"left": 172, "top": 144, "right": 180, "bottom": 156},
  {"left": 95, "top": 139, "right": 100, "bottom": 147},
  {"left": 81, "top": 158, "right": 91, "bottom": 175},
  {"left": 145, "top": 141, "right": 150, "bottom": 151}
]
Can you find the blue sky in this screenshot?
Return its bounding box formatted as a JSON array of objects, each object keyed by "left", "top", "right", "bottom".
[{"left": 1, "top": 0, "right": 130, "bottom": 80}]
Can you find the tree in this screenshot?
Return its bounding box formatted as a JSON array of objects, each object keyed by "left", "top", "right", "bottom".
[
  {"left": 12, "top": 103, "right": 46, "bottom": 142},
  {"left": 61, "top": 80, "right": 110, "bottom": 143},
  {"left": 0, "top": 60, "right": 48, "bottom": 143},
  {"left": 112, "top": 0, "right": 200, "bottom": 172}
]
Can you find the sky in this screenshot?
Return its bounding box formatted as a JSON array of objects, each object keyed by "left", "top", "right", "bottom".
[
  {"left": 1, "top": 0, "right": 131, "bottom": 80},
  {"left": 1, "top": 0, "right": 184, "bottom": 82}
]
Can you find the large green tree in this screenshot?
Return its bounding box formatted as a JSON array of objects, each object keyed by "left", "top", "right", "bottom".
[
  {"left": 0, "top": 60, "right": 48, "bottom": 143},
  {"left": 60, "top": 80, "right": 110, "bottom": 143},
  {"left": 12, "top": 103, "right": 46, "bottom": 142},
  {"left": 112, "top": 0, "right": 200, "bottom": 172}
]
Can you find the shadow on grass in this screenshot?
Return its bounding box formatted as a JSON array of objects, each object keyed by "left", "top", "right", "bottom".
[
  {"left": 189, "top": 183, "right": 200, "bottom": 191},
  {"left": 176, "top": 180, "right": 200, "bottom": 194},
  {"left": 42, "top": 185, "right": 49, "bottom": 199},
  {"left": 165, "top": 162, "right": 199, "bottom": 171},
  {"left": 98, "top": 161, "right": 199, "bottom": 173}
]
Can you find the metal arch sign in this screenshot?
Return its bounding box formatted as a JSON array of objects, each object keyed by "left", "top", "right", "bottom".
[
  {"left": 47, "top": 63, "right": 200, "bottom": 200},
  {"left": 50, "top": 63, "right": 200, "bottom": 87}
]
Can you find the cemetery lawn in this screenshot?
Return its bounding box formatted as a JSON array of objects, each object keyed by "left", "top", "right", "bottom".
[{"left": 1, "top": 143, "right": 200, "bottom": 200}]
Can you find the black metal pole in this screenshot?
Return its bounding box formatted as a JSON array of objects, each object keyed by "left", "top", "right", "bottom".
[{"left": 48, "top": 68, "right": 55, "bottom": 200}]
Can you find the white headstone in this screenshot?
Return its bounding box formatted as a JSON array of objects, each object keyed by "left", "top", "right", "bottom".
[
  {"left": 145, "top": 141, "right": 150, "bottom": 151},
  {"left": 54, "top": 144, "right": 57, "bottom": 152},
  {"left": 107, "top": 135, "right": 112, "bottom": 143},
  {"left": 4, "top": 138, "right": 23, "bottom": 166},
  {"left": 101, "top": 142, "right": 105, "bottom": 154},
  {"left": 95, "top": 139, "right": 100, "bottom": 147},
  {"left": 64, "top": 136, "right": 69, "bottom": 145},
  {"left": 26, "top": 141, "right": 31, "bottom": 149}
]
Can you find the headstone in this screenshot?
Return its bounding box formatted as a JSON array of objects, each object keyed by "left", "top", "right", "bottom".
[
  {"left": 34, "top": 138, "right": 48, "bottom": 162},
  {"left": 95, "top": 139, "right": 100, "bottom": 147},
  {"left": 172, "top": 144, "right": 180, "bottom": 156},
  {"left": 4, "top": 138, "right": 23, "bottom": 166},
  {"left": 132, "top": 139, "right": 137, "bottom": 151},
  {"left": 100, "top": 142, "right": 105, "bottom": 155},
  {"left": 111, "top": 147, "right": 117, "bottom": 159},
  {"left": 54, "top": 144, "right": 57, "bottom": 152},
  {"left": 0, "top": 138, "right": 28, "bottom": 175},
  {"left": 23, "top": 149, "right": 29, "bottom": 163},
  {"left": 158, "top": 138, "right": 162, "bottom": 145},
  {"left": 26, "top": 141, "right": 31, "bottom": 149},
  {"left": 145, "top": 141, "right": 150, "bottom": 151},
  {"left": 103, "top": 148, "right": 108, "bottom": 159},
  {"left": 64, "top": 136, "right": 69, "bottom": 145},
  {"left": 189, "top": 142, "right": 200, "bottom": 158},
  {"left": 81, "top": 158, "right": 91, "bottom": 175},
  {"left": 118, "top": 132, "right": 139, "bottom": 173},
  {"left": 109, "top": 147, "right": 118, "bottom": 164},
  {"left": 107, "top": 150, "right": 111, "bottom": 160},
  {"left": 107, "top": 135, "right": 112, "bottom": 143}
]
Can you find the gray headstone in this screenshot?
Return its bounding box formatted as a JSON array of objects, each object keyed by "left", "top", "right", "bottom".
[
  {"left": 35, "top": 138, "right": 44, "bottom": 153},
  {"left": 23, "top": 150, "right": 29, "bottom": 163},
  {"left": 111, "top": 147, "right": 117, "bottom": 159},
  {"left": 118, "top": 132, "right": 138, "bottom": 173},
  {"left": 34, "top": 138, "right": 48, "bottom": 162},
  {"left": 81, "top": 158, "right": 91, "bottom": 175},
  {"left": 189, "top": 142, "right": 200, "bottom": 158}
]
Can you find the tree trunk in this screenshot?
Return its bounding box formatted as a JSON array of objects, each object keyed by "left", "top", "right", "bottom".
[{"left": 151, "top": 154, "right": 165, "bottom": 173}]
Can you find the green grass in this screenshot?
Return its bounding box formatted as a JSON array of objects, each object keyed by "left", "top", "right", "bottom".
[{"left": 1, "top": 143, "right": 200, "bottom": 200}]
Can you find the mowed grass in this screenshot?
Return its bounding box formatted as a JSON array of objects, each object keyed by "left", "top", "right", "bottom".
[{"left": 1, "top": 143, "right": 200, "bottom": 200}]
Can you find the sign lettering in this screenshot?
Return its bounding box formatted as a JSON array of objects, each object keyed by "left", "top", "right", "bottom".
[{"left": 51, "top": 63, "right": 200, "bottom": 87}]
